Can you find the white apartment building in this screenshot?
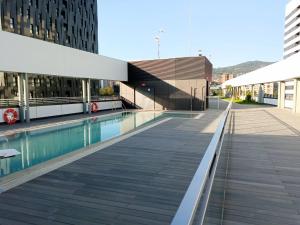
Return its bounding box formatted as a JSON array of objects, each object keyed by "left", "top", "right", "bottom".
[
  {"left": 284, "top": 0, "right": 300, "bottom": 59},
  {"left": 222, "top": 1, "right": 300, "bottom": 114}
]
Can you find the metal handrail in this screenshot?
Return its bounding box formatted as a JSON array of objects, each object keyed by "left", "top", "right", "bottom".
[
  {"left": 171, "top": 100, "right": 232, "bottom": 225},
  {"left": 0, "top": 99, "right": 20, "bottom": 108},
  {"left": 0, "top": 97, "right": 122, "bottom": 108},
  {"left": 121, "top": 101, "right": 127, "bottom": 111}
]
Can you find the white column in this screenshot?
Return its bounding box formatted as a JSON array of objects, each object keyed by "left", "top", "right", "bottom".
[
  {"left": 278, "top": 81, "right": 285, "bottom": 109},
  {"left": 293, "top": 79, "right": 300, "bottom": 113},
  {"left": 23, "top": 74, "right": 30, "bottom": 123},
  {"left": 277, "top": 82, "right": 281, "bottom": 108},
  {"left": 258, "top": 84, "right": 264, "bottom": 104},
  {"left": 251, "top": 85, "right": 255, "bottom": 101},
  {"left": 17, "top": 74, "right": 25, "bottom": 122},
  {"left": 0, "top": 0, "right": 2, "bottom": 31},
  {"left": 87, "top": 78, "right": 91, "bottom": 114},
  {"left": 82, "top": 79, "right": 87, "bottom": 114}
]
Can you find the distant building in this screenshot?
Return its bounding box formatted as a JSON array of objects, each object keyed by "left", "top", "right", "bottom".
[
  {"left": 0, "top": 0, "right": 100, "bottom": 99},
  {"left": 263, "top": 83, "right": 278, "bottom": 98},
  {"left": 220, "top": 73, "right": 234, "bottom": 84},
  {"left": 284, "top": 0, "right": 300, "bottom": 59}
]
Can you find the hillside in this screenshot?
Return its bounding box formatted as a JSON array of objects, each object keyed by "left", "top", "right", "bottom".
[{"left": 213, "top": 61, "right": 274, "bottom": 78}]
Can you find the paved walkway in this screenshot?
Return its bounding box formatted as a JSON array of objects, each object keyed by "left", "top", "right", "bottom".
[
  {"left": 223, "top": 104, "right": 300, "bottom": 225},
  {"left": 0, "top": 110, "right": 222, "bottom": 225}
]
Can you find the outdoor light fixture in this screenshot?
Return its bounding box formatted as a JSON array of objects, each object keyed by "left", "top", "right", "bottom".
[{"left": 155, "top": 29, "right": 164, "bottom": 59}]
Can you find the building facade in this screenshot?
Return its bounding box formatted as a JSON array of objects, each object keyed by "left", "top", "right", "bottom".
[
  {"left": 220, "top": 73, "right": 234, "bottom": 84},
  {"left": 284, "top": 0, "right": 300, "bottom": 59},
  {"left": 1, "top": 0, "right": 98, "bottom": 53},
  {"left": 0, "top": 0, "right": 100, "bottom": 100},
  {"left": 121, "top": 57, "right": 212, "bottom": 111}
]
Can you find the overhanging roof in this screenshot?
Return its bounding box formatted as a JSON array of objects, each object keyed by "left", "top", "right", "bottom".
[
  {"left": 222, "top": 52, "right": 300, "bottom": 88},
  {"left": 0, "top": 31, "right": 128, "bottom": 81}
]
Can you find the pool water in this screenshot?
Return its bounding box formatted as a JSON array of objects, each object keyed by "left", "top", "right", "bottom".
[{"left": 0, "top": 111, "right": 199, "bottom": 178}]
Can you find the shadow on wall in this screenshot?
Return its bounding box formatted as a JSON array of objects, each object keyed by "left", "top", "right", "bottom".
[{"left": 121, "top": 64, "right": 208, "bottom": 111}]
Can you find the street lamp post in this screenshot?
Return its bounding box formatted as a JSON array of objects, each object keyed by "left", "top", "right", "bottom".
[
  {"left": 198, "top": 49, "right": 202, "bottom": 56},
  {"left": 155, "top": 36, "right": 160, "bottom": 59},
  {"left": 155, "top": 29, "right": 164, "bottom": 59}
]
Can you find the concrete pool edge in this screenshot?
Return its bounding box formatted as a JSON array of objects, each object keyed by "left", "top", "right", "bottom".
[
  {"left": 0, "top": 109, "right": 201, "bottom": 137},
  {"left": 0, "top": 117, "right": 172, "bottom": 193},
  {"left": 0, "top": 110, "right": 128, "bottom": 138}
]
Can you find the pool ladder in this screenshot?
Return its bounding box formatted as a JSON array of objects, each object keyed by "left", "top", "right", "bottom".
[{"left": 112, "top": 101, "right": 127, "bottom": 112}]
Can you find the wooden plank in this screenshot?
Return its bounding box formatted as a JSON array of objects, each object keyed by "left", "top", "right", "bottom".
[
  {"left": 222, "top": 107, "right": 300, "bottom": 225},
  {"left": 0, "top": 111, "right": 222, "bottom": 225}
]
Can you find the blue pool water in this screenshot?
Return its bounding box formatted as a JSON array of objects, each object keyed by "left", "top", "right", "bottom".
[{"left": 0, "top": 111, "right": 199, "bottom": 178}]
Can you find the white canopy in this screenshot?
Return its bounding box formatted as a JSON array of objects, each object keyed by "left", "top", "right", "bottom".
[
  {"left": 222, "top": 52, "right": 300, "bottom": 88},
  {"left": 0, "top": 31, "right": 128, "bottom": 81}
]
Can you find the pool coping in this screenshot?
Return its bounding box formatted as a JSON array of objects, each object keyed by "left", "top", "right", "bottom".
[
  {"left": 0, "top": 110, "right": 127, "bottom": 138},
  {"left": 0, "top": 110, "right": 202, "bottom": 138},
  {"left": 0, "top": 117, "right": 172, "bottom": 193}
]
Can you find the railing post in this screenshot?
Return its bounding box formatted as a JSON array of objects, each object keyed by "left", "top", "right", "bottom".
[{"left": 17, "top": 74, "right": 25, "bottom": 123}]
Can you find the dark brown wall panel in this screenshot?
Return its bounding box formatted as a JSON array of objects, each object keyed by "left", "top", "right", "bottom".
[
  {"left": 129, "top": 57, "right": 212, "bottom": 82},
  {"left": 122, "top": 57, "right": 213, "bottom": 110}
]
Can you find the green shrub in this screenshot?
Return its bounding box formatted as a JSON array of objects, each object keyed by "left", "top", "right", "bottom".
[
  {"left": 245, "top": 91, "right": 252, "bottom": 102},
  {"left": 99, "top": 86, "right": 114, "bottom": 96}
]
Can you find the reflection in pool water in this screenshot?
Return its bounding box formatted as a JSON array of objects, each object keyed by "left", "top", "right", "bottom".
[{"left": 0, "top": 111, "right": 165, "bottom": 177}]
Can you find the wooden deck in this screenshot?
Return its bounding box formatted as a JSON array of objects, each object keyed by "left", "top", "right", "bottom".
[
  {"left": 223, "top": 106, "right": 300, "bottom": 225},
  {"left": 1, "top": 104, "right": 300, "bottom": 225},
  {"left": 0, "top": 111, "right": 222, "bottom": 225}
]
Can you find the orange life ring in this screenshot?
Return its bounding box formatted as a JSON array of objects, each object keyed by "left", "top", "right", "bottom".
[
  {"left": 3, "top": 108, "right": 18, "bottom": 125},
  {"left": 91, "top": 103, "right": 98, "bottom": 113}
]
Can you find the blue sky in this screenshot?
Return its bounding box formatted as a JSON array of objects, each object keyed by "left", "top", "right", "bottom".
[{"left": 98, "top": 0, "right": 287, "bottom": 67}]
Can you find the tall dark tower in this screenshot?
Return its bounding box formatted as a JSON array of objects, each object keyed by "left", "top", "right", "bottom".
[
  {"left": 1, "top": 0, "right": 98, "bottom": 53},
  {"left": 0, "top": 0, "right": 100, "bottom": 99}
]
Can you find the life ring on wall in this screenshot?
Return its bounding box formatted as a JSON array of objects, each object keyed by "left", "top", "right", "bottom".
[
  {"left": 91, "top": 103, "right": 98, "bottom": 113},
  {"left": 3, "top": 108, "right": 18, "bottom": 125}
]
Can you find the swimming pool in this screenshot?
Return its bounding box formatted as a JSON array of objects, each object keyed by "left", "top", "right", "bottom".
[{"left": 0, "top": 111, "right": 199, "bottom": 178}]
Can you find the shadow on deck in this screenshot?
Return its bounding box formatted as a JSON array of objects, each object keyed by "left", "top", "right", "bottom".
[
  {"left": 205, "top": 106, "right": 300, "bottom": 225},
  {"left": 0, "top": 110, "right": 222, "bottom": 225}
]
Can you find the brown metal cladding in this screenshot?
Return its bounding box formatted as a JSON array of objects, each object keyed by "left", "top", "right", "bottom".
[
  {"left": 123, "top": 56, "right": 213, "bottom": 111},
  {"left": 129, "top": 57, "right": 212, "bottom": 82}
]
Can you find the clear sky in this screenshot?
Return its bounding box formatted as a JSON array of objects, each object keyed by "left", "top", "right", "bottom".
[{"left": 98, "top": 0, "right": 287, "bottom": 67}]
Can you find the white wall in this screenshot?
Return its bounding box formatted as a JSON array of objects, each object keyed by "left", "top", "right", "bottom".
[
  {"left": 0, "top": 101, "right": 122, "bottom": 123},
  {"left": 0, "top": 31, "right": 128, "bottom": 81},
  {"left": 285, "top": 100, "right": 294, "bottom": 109},
  {"left": 30, "top": 104, "right": 84, "bottom": 119},
  {"left": 92, "top": 101, "right": 122, "bottom": 111},
  {"left": 263, "top": 98, "right": 278, "bottom": 106}
]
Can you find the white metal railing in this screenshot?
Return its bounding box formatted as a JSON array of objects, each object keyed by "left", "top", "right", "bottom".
[
  {"left": 0, "top": 99, "right": 20, "bottom": 108},
  {"left": 0, "top": 96, "right": 121, "bottom": 108},
  {"left": 170, "top": 100, "right": 232, "bottom": 225},
  {"left": 207, "top": 96, "right": 221, "bottom": 110}
]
